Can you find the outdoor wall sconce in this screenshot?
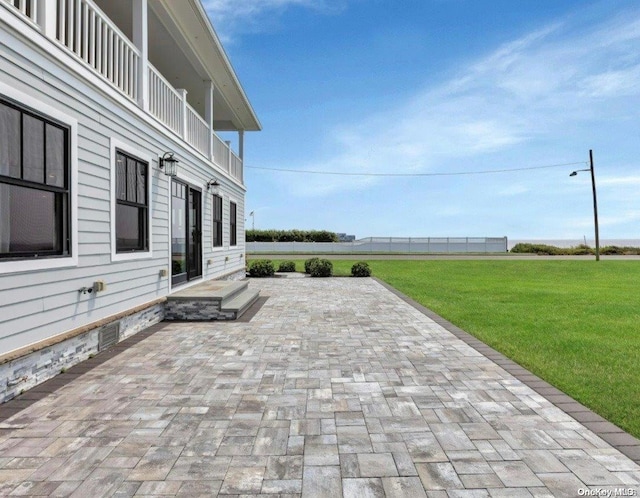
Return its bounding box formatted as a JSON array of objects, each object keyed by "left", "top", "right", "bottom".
[
  {"left": 207, "top": 178, "right": 220, "bottom": 195},
  {"left": 159, "top": 152, "right": 179, "bottom": 177}
]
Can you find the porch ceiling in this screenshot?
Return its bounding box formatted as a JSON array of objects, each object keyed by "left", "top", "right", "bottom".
[{"left": 93, "top": 0, "right": 261, "bottom": 132}]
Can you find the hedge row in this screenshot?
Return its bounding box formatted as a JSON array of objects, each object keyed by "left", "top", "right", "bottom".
[
  {"left": 246, "top": 229, "right": 339, "bottom": 243},
  {"left": 247, "top": 259, "right": 372, "bottom": 278},
  {"left": 510, "top": 243, "right": 640, "bottom": 255}
]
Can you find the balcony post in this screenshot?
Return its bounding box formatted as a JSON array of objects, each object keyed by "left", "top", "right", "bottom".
[
  {"left": 178, "top": 88, "right": 188, "bottom": 140},
  {"left": 238, "top": 130, "right": 244, "bottom": 161},
  {"left": 205, "top": 80, "right": 215, "bottom": 161},
  {"left": 36, "top": 0, "right": 57, "bottom": 38},
  {"left": 132, "top": 0, "right": 149, "bottom": 111}
]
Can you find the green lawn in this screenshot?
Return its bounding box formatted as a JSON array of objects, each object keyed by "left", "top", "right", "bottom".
[{"left": 259, "top": 259, "right": 640, "bottom": 437}]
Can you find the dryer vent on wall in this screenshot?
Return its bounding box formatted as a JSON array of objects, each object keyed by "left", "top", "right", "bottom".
[{"left": 98, "top": 323, "right": 120, "bottom": 351}]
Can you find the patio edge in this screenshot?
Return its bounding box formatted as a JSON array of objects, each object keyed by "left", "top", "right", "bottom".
[{"left": 373, "top": 276, "right": 640, "bottom": 465}]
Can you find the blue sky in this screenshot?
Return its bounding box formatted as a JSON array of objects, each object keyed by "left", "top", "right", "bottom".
[{"left": 205, "top": 0, "right": 640, "bottom": 241}]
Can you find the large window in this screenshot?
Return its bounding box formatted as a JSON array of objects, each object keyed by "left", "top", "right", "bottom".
[
  {"left": 0, "top": 98, "right": 70, "bottom": 260},
  {"left": 115, "top": 150, "right": 148, "bottom": 252},
  {"left": 230, "top": 201, "right": 237, "bottom": 246},
  {"left": 212, "top": 194, "right": 223, "bottom": 248}
]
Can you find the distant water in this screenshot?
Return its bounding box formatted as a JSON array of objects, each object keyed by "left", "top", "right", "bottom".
[{"left": 509, "top": 239, "right": 640, "bottom": 250}]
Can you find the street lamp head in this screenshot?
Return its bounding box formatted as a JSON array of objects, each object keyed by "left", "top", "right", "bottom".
[{"left": 569, "top": 171, "right": 578, "bottom": 177}]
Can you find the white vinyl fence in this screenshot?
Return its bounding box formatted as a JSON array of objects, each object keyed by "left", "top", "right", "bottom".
[{"left": 247, "top": 237, "right": 508, "bottom": 254}]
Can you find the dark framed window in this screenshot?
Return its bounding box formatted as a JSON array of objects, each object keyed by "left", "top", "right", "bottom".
[
  {"left": 230, "top": 201, "right": 237, "bottom": 246},
  {"left": 115, "top": 150, "right": 148, "bottom": 252},
  {"left": 0, "top": 98, "right": 70, "bottom": 260},
  {"left": 212, "top": 194, "right": 222, "bottom": 247}
]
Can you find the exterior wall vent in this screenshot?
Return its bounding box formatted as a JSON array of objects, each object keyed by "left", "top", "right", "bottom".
[{"left": 98, "top": 323, "right": 120, "bottom": 351}]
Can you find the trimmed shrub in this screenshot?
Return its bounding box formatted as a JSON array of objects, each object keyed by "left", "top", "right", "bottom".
[
  {"left": 278, "top": 261, "right": 296, "bottom": 272},
  {"left": 351, "top": 262, "right": 371, "bottom": 277},
  {"left": 310, "top": 259, "right": 333, "bottom": 277},
  {"left": 248, "top": 259, "right": 275, "bottom": 277},
  {"left": 304, "top": 257, "right": 320, "bottom": 274}
]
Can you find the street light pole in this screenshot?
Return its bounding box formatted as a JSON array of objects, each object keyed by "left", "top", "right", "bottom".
[
  {"left": 589, "top": 150, "right": 600, "bottom": 262},
  {"left": 570, "top": 149, "right": 600, "bottom": 261}
]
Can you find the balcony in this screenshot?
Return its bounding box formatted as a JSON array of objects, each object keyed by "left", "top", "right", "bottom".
[{"left": 1, "top": 0, "right": 252, "bottom": 183}]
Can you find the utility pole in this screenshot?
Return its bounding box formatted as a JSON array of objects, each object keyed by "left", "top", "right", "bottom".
[
  {"left": 589, "top": 150, "right": 600, "bottom": 261},
  {"left": 569, "top": 150, "right": 600, "bottom": 261}
]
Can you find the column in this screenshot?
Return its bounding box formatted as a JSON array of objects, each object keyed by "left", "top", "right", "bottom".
[
  {"left": 205, "top": 80, "right": 215, "bottom": 161},
  {"left": 133, "top": 0, "right": 149, "bottom": 111},
  {"left": 238, "top": 130, "right": 244, "bottom": 161},
  {"left": 37, "top": 0, "right": 57, "bottom": 38},
  {"left": 178, "top": 89, "right": 188, "bottom": 140}
]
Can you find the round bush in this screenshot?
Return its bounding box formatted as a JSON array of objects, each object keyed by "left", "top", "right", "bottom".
[
  {"left": 248, "top": 259, "right": 275, "bottom": 278},
  {"left": 304, "top": 257, "right": 320, "bottom": 274},
  {"left": 351, "top": 262, "right": 371, "bottom": 277},
  {"left": 278, "top": 261, "right": 296, "bottom": 272},
  {"left": 310, "top": 259, "right": 333, "bottom": 277}
]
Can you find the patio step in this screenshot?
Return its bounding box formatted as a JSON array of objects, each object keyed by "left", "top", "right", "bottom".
[
  {"left": 164, "top": 280, "right": 259, "bottom": 321},
  {"left": 221, "top": 289, "right": 260, "bottom": 320}
]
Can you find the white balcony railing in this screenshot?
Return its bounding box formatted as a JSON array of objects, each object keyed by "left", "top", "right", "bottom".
[
  {"left": 186, "top": 103, "right": 209, "bottom": 156},
  {"left": 2, "top": 0, "right": 37, "bottom": 24},
  {"left": 56, "top": 0, "right": 140, "bottom": 101},
  {"left": 3, "top": 0, "right": 243, "bottom": 183},
  {"left": 148, "top": 64, "right": 182, "bottom": 135},
  {"left": 230, "top": 152, "right": 242, "bottom": 183}
]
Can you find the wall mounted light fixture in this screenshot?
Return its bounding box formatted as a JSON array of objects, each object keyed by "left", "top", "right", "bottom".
[
  {"left": 159, "top": 152, "right": 179, "bottom": 177},
  {"left": 207, "top": 179, "right": 220, "bottom": 195}
]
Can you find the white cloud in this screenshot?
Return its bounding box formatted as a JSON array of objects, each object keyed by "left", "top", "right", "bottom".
[
  {"left": 598, "top": 175, "right": 640, "bottom": 187},
  {"left": 203, "top": 0, "right": 344, "bottom": 41},
  {"left": 276, "top": 6, "right": 640, "bottom": 198},
  {"left": 498, "top": 185, "right": 531, "bottom": 197}
]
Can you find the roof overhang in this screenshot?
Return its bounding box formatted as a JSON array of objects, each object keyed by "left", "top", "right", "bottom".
[{"left": 150, "top": 0, "right": 261, "bottom": 132}]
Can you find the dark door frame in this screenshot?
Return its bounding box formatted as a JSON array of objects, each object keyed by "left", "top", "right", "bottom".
[{"left": 171, "top": 179, "right": 202, "bottom": 287}]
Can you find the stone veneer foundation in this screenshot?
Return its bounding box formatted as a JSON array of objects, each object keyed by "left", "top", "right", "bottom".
[
  {"left": 0, "top": 301, "right": 165, "bottom": 403},
  {"left": 0, "top": 269, "right": 248, "bottom": 403}
]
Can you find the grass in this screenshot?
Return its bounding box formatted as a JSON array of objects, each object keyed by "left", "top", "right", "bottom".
[{"left": 258, "top": 259, "right": 640, "bottom": 438}]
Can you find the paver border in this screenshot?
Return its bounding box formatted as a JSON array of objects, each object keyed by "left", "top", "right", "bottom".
[{"left": 373, "top": 276, "right": 640, "bottom": 465}]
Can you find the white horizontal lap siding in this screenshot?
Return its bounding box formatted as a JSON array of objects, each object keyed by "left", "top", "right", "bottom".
[
  {"left": 0, "top": 23, "right": 249, "bottom": 356},
  {"left": 0, "top": 37, "right": 166, "bottom": 354}
]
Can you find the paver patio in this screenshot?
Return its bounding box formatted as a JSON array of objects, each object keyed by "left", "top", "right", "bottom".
[{"left": 0, "top": 277, "right": 639, "bottom": 497}]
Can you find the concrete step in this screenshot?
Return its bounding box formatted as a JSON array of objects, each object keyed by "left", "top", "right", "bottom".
[
  {"left": 167, "top": 280, "right": 248, "bottom": 302},
  {"left": 164, "top": 280, "right": 257, "bottom": 321},
  {"left": 221, "top": 289, "right": 260, "bottom": 319}
]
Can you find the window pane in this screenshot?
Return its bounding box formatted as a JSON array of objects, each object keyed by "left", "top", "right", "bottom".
[
  {"left": 136, "top": 162, "right": 146, "bottom": 204},
  {"left": 0, "top": 183, "right": 60, "bottom": 254},
  {"left": 126, "top": 157, "right": 137, "bottom": 202},
  {"left": 45, "top": 124, "right": 65, "bottom": 187},
  {"left": 0, "top": 103, "right": 21, "bottom": 178},
  {"left": 213, "top": 222, "right": 222, "bottom": 247},
  {"left": 230, "top": 202, "right": 237, "bottom": 246},
  {"left": 212, "top": 195, "right": 222, "bottom": 221},
  {"left": 116, "top": 153, "right": 126, "bottom": 200},
  {"left": 116, "top": 203, "right": 142, "bottom": 251},
  {"left": 23, "top": 114, "right": 45, "bottom": 184}
]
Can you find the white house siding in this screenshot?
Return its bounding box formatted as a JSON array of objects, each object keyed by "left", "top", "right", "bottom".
[{"left": 0, "top": 19, "right": 246, "bottom": 356}]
